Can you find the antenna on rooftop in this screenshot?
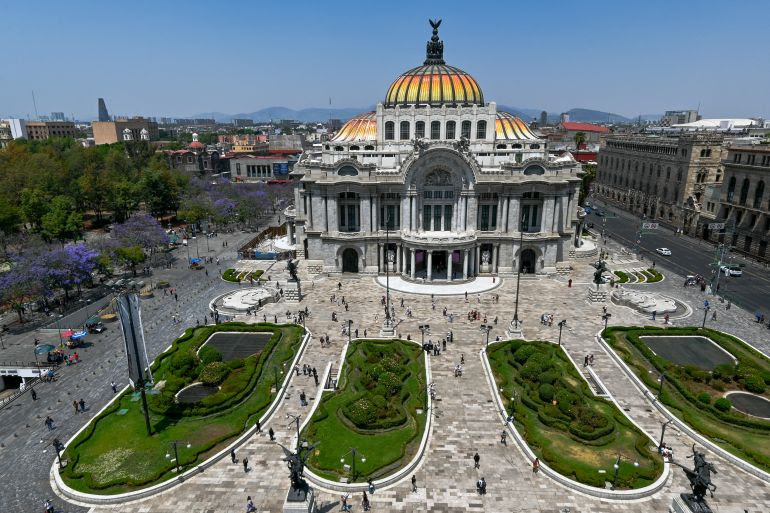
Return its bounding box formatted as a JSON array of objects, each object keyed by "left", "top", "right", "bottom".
[{"left": 31, "top": 90, "right": 39, "bottom": 120}]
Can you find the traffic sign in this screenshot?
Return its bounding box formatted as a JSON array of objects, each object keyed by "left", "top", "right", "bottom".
[
  {"left": 642, "top": 222, "right": 659, "bottom": 230},
  {"left": 708, "top": 223, "right": 725, "bottom": 230}
]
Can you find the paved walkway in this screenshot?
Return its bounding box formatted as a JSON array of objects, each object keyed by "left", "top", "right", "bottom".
[
  {"left": 374, "top": 276, "right": 500, "bottom": 295},
  {"left": 83, "top": 259, "right": 770, "bottom": 513}
]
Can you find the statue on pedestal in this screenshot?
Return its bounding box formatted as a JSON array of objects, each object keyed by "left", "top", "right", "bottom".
[
  {"left": 279, "top": 442, "right": 318, "bottom": 502},
  {"left": 592, "top": 259, "right": 608, "bottom": 288},
  {"left": 671, "top": 444, "right": 717, "bottom": 513},
  {"left": 481, "top": 251, "right": 490, "bottom": 265},
  {"left": 287, "top": 259, "right": 299, "bottom": 283}
]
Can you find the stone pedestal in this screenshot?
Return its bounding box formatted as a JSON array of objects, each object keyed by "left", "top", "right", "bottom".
[
  {"left": 284, "top": 280, "right": 302, "bottom": 303},
  {"left": 480, "top": 263, "right": 491, "bottom": 274},
  {"left": 586, "top": 284, "right": 609, "bottom": 303},
  {"left": 506, "top": 319, "right": 524, "bottom": 340},
  {"left": 670, "top": 494, "right": 712, "bottom": 513},
  {"left": 380, "top": 317, "right": 396, "bottom": 338},
  {"left": 283, "top": 486, "right": 315, "bottom": 513}
]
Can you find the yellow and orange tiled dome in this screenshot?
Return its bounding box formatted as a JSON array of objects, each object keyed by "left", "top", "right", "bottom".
[
  {"left": 331, "top": 112, "right": 377, "bottom": 142},
  {"left": 495, "top": 112, "right": 539, "bottom": 141},
  {"left": 384, "top": 64, "right": 484, "bottom": 108}
]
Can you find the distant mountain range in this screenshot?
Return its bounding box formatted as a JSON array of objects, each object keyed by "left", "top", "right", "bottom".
[{"left": 192, "top": 106, "right": 662, "bottom": 124}]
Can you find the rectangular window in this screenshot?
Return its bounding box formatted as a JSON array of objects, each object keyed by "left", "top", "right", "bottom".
[
  {"left": 423, "top": 191, "right": 433, "bottom": 199},
  {"left": 203, "top": 160, "right": 208, "bottom": 169},
  {"left": 339, "top": 205, "right": 347, "bottom": 227},
  {"left": 461, "top": 121, "right": 471, "bottom": 139},
  {"left": 491, "top": 204, "right": 497, "bottom": 230},
  {"left": 423, "top": 205, "right": 432, "bottom": 230},
  {"left": 236, "top": 163, "right": 241, "bottom": 175},
  {"left": 444, "top": 205, "right": 452, "bottom": 231},
  {"left": 433, "top": 205, "right": 442, "bottom": 231},
  {"left": 400, "top": 122, "right": 410, "bottom": 140},
  {"left": 415, "top": 121, "right": 425, "bottom": 139},
  {"left": 480, "top": 205, "right": 490, "bottom": 231},
  {"left": 446, "top": 121, "right": 456, "bottom": 139},
  {"left": 431, "top": 121, "right": 440, "bottom": 140}
]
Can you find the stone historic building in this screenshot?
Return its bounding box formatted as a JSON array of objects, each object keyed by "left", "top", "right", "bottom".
[
  {"left": 708, "top": 145, "right": 770, "bottom": 261},
  {"left": 288, "top": 23, "right": 583, "bottom": 278},
  {"left": 595, "top": 134, "right": 725, "bottom": 232}
]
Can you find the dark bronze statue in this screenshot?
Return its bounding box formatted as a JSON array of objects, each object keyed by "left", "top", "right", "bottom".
[
  {"left": 593, "top": 259, "right": 608, "bottom": 286},
  {"left": 278, "top": 441, "right": 318, "bottom": 496},
  {"left": 287, "top": 259, "right": 299, "bottom": 283},
  {"left": 671, "top": 444, "right": 717, "bottom": 512}
]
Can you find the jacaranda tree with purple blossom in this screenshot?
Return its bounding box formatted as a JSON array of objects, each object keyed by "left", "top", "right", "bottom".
[{"left": 112, "top": 213, "right": 169, "bottom": 253}]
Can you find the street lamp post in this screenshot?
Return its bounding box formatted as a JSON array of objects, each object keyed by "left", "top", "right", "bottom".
[
  {"left": 479, "top": 324, "right": 492, "bottom": 349},
  {"left": 658, "top": 419, "right": 673, "bottom": 451},
  {"left": 286, "top": 413, "right": 302, "bottom": 452},
  {"left": 508, "top": 218, "right": 526, "bottom": 338},
  {"left": 602, "top": 312, "right": 612, "bottom": 332},
  {"left": 557, "top": 319, "right": 567, "bottom": 346},
  {"left": 340, "top": 447, "right": 366, "bottom": 482},
  {"left": 611, "top": 453, "right": 639, "bottom": 491},
  {"left": 702, "top": 303, "right": 710, "bottom": 328},
  {"left": 657, "top": 372, "right": 667, "bottom": 400},
  {"left": 347, "top": 319, "right": 353, "bottom": 344},
  {"left": 166, "top": 440, "right": 191, "bottom": 473},
  {"left": 384, "top": 213, "right": 392, "bottom": 333},
  {"left": 418, "top": 324, "right": 430, "bottom": 346}
]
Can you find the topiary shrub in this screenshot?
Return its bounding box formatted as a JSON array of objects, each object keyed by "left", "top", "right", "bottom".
[
  {"left": 199, "top": 346, "right": 222, "bottom": 365},
  {"left": 697, "top": 392, "right": 711, "bottom": 404},
  {"left": 521, "top": 359, "right": 545, "bottom": 381},
  {"left": 170, "top": 350, "right": 201, "bottom": 380},
  {"left": 539, "top": 383, "right": 555, "bottom": 402},
  {"left": 743, "top": 375, "right": 767, "bottom": 394},
  {"left": 199, "top": 361, "right": 230, "bottom": 386},
  {"left": 513, "top": 345, "right": 538, "bottom": 364},
  {"left": 226, "top": 357, "right": 245, "bottom": 370},
  {"left": 538, "top": 371, "right": 558, "bottom": 385},
  {"left": 344, "top": 395, "right": 378, "bottom": 427},
  {"left": 378, "top": 371, "right": 402, "bottom": 396},
  {"left": 714, "top": 397, "right": 732, "bottom": 412}
]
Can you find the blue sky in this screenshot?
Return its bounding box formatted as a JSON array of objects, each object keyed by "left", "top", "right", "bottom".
[{"left": 1, "top": 0, "right": 768, "bottom": 120}]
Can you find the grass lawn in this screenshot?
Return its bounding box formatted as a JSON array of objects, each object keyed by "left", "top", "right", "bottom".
[
  {"left": 302, "top": 340, "right": 427, "bottom": 482},
  {"left": 614, "top": 271, "right": 630, "bottom": 284},
  {"left": 60, "top": 322, "right": 303, "bottom": 494},
  {"left": 604, "top": 326, "right": 770, "bottom": 472},
  {"left": 222, "top": 268, "right": 264, "bottom": 283},
  {"left": 488, "top": 340, "right": 662, "bottom": 489},
  {"left": 646, "top": 268, "right": 663, "bottom": 282}
]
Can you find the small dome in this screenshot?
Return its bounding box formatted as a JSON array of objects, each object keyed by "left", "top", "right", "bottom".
[
  {"left": 495, "top": 112, "right": 539, "bottom": 141},
  {"left": 332, "top": 112, "right": 377, "bottom": 142}
]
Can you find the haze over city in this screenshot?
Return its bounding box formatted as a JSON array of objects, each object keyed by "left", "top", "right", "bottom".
[{"left": 1, "top": 0, "right": 769, "bottom": 120}]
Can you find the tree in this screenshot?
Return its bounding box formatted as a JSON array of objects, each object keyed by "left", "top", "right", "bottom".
[
  {"left": 574, "top": 131, "right": 587, "bottom": 150},
  {"left": 0, "top": 197, "right": 21, "bottom": 236},
  {"left": 77, "top": 167, "right": 110, "bottom": 221},
  {"left": 140, "top": 169, "right": 181, "bottom": 219},
  {"left": 115, "top": 245, "right": 147, "bottom": 276},
  {"left": 108, "top": 179, "right": 141, "bottom": 223},
  {"left": 579, "top": 163, "right": 597, "bottom": 205},
  {"left": 20, "top": 188, "right": 49, "bottom": 231},
  {"left": 41, "top": 195, "right": 82, "bottom": 244},
  {"left": 43, "top": 243, "right": 100, "bottom": 303},
  {"left": 112, "top": 213, "right": 169, "bottom": 251}
]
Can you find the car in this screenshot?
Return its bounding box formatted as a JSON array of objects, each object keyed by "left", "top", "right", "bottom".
[
  {"left": 720, "top": 264, "right": 742, "bottom": 277},
  {"left": 656, "top": 248, "right": 672, "bottom": 256}
]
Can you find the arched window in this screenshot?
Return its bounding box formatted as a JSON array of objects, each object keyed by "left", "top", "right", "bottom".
[
  {"left": 461, "top": 120, "right": 472, "bottom": 139},
  {"left": 364, "top": 145, "right": 374, "bottom": 150},
  {"left": 754, "top": 180, "right": 765, "bottom": 208},
  {"left": 666, "top": 167, "right": 671, "bottom": 179},
  {"left": 530, "top": 144, "right": 540, "bottom": 149},
  {"left": 677, "top": 168, "right": 683, "bottom": 182},
  {"left": 512, "top": 143, "right": 522, "bottom": 149},
  {"left": 399, "top": 121, "right": 410, "bottom": 140},
  {"left": 337, "top": 166, "right": 358, "bottom": 176},
  {"left": 415, "top": 121, "right": 425, "bottom": 139},
  {"left": 476, "top": 120, "right": 487, "bottom": 139},
  {"left": 350, "top": 145, "right": 360, "bottom": 151},
  {"left": 446, "top": 121, "right": 456, "bottom": 139},
  {"left": 523, "top": 165, "right": 545, "bottom": 175},
  {"left": 496, "top": 144, "right": 507, "bottom": 149},
  {"left": 384, "top": 121, "right": 395, "bottom": 140},
  {"left": 334, "top": 146, "right": 344, "bottom": 151},
  {"left": 727, "top": 176, "right": 736, "bottom": 201},
  {"left": 739, "top": 178, "right": 750, "bottom": 205},
  {"left": 430, "top": 121, "right": 441, "bottom": 140}
]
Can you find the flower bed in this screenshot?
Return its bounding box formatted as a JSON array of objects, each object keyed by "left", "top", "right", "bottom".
[
  {"left": 488, "top": 340, "right": 662, "bottom": 489},
  {"left": 222, "top": 268, "right": 264, "bottom": 283},
  {"left": 60, "top": 322, "right": 303, "bottom": 494},
  {"left": 302, "top": 340, "right": 427, "bottom": 482},
  {"left": 603, "top": 326, "right": 770, "bottom": 472}
]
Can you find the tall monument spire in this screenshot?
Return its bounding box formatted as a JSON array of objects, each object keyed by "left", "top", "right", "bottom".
[{"left": 424, "top": 19, "right": 445, "bottom": 65}]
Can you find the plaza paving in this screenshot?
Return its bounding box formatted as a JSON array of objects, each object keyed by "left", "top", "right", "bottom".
[{"left": 72, "top": 256, "right": 770, "bottom": 513}]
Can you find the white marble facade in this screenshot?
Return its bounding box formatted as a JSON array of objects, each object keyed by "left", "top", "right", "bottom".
[{"left": 288, "top": 24, "right": 583, "bottom": 280}]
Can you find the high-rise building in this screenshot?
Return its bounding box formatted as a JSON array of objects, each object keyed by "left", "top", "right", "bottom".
[
  {"left": 51, "top": 112, "right": 65, "bottom": 121},
  {"left": 98, "top": 98, "right": 110, "bottom": 122},
  {"left": 540, "top": 111, "right": 548, "bottom": 127}
]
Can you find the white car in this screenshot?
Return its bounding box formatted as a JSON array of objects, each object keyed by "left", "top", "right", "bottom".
[
  {"left": 720, "top": 264, "right": 742, "bottom": 277},
  {"left": 656, "top": 248, "right": 672, "bottom": 256}
]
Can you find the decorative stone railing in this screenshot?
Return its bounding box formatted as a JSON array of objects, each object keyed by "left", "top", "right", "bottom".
[{"left": 400, "top": 230, "right": 477, "bottom": 244}]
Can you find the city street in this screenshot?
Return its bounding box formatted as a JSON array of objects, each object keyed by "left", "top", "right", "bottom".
[{"left": 588, "top": 198, "right": 770, "bottom": 316}]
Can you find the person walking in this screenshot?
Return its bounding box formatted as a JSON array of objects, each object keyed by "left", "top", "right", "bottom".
[
  {"left": 712, "top": 310, "right": 717, "bottom": 321},
  {"left": 473, "top": 452, "right": 480, "bottom": 469},
  {"left": 362, "top": 490, "right": 370, "bottom": 511},
  {"left": 246, "top": 495, "right": 256, "bottom": 513},
  {"left": 45, "top": 416, "right": 54, "bottom": 430},
  {"left": 30, "top": 388, "right": 37, "bottom": 401},
  {"left": 242, "top": 457, "right": 249, "bottom": 472},
  {"left": 111, "top": 381, "right": 118, "bottom": 393},
  {"left": 411, "top": 474, "right": 417, "bottom": 492},
  {"left": 532, "top": 457, "right": 540, "bottom": 473},
  {"left": 79, "top": 398, "right": 86, "bottom": 412},
  {"left": 73, "top": 400, "right": 79, "bottom": 414},
  {"left": 231, "top": 448, "right": 237, "bottom": 463},
  {"left": 268, "top": 427, "right": 275, "bottom": 441},
  {"left": 501, "top": 430, "right": 507, "bottom": 445}
]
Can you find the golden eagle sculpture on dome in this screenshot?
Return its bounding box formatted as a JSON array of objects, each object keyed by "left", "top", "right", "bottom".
[{"left": 425, "top": 19, "right": 444, "bottom": 65}]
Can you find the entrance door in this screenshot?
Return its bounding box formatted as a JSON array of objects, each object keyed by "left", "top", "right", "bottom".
[
  {"left": 342, "top": 248, "right": 359, "bottom": 273},
  {"left": 520, "top": 249, "right": 536, "bottom": 274}
]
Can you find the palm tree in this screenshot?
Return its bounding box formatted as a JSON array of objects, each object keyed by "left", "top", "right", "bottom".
[{"left": 574, "top": 131, "right": 586, "bottom": 150}]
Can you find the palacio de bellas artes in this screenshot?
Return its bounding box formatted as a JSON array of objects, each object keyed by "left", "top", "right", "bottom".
[{"left": 288, "top": 22, "right": 583, "bottom": 279}]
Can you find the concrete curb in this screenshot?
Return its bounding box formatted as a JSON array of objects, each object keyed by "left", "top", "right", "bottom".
[
  {"left": 595, "top": 329, "right": 770, "bottom": 484},
  {"left": 479, "top": 340, "right": 671, "bottom": 500},
  {"left": 52, "top": 325, "right": 313, "bottom": 506},
  {"left": 301, "top": 338, "right": 433, "bottom": 493}
]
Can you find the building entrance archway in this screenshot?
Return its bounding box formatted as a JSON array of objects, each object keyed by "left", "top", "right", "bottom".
[
  {"left": 520, "top": 249, "right": 536, "bottom": 274},
  {"left": 342, "top": 248, "right": 359, "bottom": 273}
]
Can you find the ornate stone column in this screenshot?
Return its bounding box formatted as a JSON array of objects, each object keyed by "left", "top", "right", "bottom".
[
  {"left": 371, "top": 194, "right": 379, "bottom": 232},
  {"left": 378, "top": 243, "right": 384, "bottom": 273},
  {"left": 463, "top": 249, "right": 469, "bottom": 279},
  {"left": 501, "top": 196, "right": 509, "bottom": 232},
  {"left": 410, "top": 249, "right": 416, "bottom": 280},
  {"left": 327, "top": 194, "right": 338, "bottom": 233},
  {"left": 508, "top": 196, "right": 520, "bottom": 233},
  {"left": 492, "top": 244, "right": 498, "bottom": 274},
  {"left": 447, "top": 250, "right": 453, "bottom": 281},
  {"left": 427, "top": 250, "right": 433, "bottom": 281},
  {"left": 361, "top": 195, "right": 371, "bottom": 233},
  {"left": 475, "top": 245, "right": 481, "bottom": 274},
  {"left": 467, "top": 194, "right": 478, "bottom": 231}
]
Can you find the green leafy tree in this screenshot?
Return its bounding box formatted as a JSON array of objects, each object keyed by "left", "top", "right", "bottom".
[
  {"left": 115, "top": 245, "right": 147, "bottom": 276},
  {"left": 140, "top": 169, "right": 181, "bottom": 219},
  {"left": 108, "top": 179, "right": 141, "bottom": 222},
  {"left": 574, "top": 131, "right": 587, "bottom": 150},
  {"left": 20, "top": 188, "right": 49, "bottom": 231},
  {"left": 579, "top": 163, "right": 596, "bottom": 205},
  {"left": 77, "top": 168, "right": 110, "bottom": 221},
  {"left": 0, "top": 198, "right": 21, "bottom": 235},
  {"left": 41, "top": 195, "right": 82, "bottom": 244}
]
